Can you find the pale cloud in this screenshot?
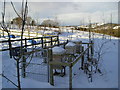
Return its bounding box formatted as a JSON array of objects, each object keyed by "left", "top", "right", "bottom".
[
  {"left": 56, "top": 10, "right": 118, "bottom": 25},
  {"left": 0, "top": 2, "right": 119, "bottom": 25},
  {"left": 1, "top": 0, "right": 120, "bottom": 2}
]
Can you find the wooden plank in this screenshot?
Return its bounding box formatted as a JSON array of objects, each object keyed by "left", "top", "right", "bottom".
[
  {"left": 72, "top": 45, "right": 92, "bottom": 66},
  {"left": 22, "top": 42, "right": 68, "bottom": 55},
  {"left": 49, "top": 61, "right": 70, "bottom": 67},
  {"left": 82, "top": 42, "right": 94, "bottom": 44}
]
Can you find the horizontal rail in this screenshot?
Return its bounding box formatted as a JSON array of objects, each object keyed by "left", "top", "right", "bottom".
[
  {"left": 23, "top": 42, "right": 68, "bottom": 55},
  {"left": 82, "top": 42, "right": 94, "bottom": 44},
  {"left": 71, "top": 45, "right": 92, "bottom": 66},
  {"left": 49, "top": 45, "right": 92, "bottom": 67},
  {"left": 0, "top": 40, "right": 58, "bottom": 52},
  {"left": 0, "top": 36, "right": 58, "bottom": 43},
  {"left": 49, "top": 61, "right": 71, "bottom": 67}
]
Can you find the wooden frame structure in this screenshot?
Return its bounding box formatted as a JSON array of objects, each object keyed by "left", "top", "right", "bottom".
[{"left": 48, "top": 42, "right": 94, "bottom": 90}]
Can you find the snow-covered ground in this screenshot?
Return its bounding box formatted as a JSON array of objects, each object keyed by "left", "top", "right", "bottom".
[{"left": 0, "top": 29, "right": 118, "bottom": 89}]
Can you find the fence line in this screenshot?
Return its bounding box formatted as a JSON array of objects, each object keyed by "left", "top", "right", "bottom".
[{"left": 0, "top": 35, "right": 59, "bottom": 51}]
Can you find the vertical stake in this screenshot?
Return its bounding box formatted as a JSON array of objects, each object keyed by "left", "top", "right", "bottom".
[
  {"left": 48, "top": 48, "right": 54, "bottom": 85},
  {"left": 69, "top": 64, "right": 72, "bottom": 90},
  {"left": 81, "top": 46, "right": 84, "bottom": 69}
]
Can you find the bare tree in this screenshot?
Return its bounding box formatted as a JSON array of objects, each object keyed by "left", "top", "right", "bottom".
[
  {"left": 1, "top": 0, "right": 12, "bottom": 58},
  {"left": 102, "top": 13, "right": 105, "bottom": 39},
  {"left": 110, "top": 13, "right": 113, "bottom": 41},
  {"left": 94, "top": 39, "right": 111, "bottom": 74},
  {"left": 10, "top": 0, "right": 28, "bottom": 89}
]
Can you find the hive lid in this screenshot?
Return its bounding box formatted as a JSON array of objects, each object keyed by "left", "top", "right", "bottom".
[
  {"left": 52, "top": 46, "right": 66, "bottom": 55},
  {"left": 66, "top": 42, "right": 76, "bottom": 47}
]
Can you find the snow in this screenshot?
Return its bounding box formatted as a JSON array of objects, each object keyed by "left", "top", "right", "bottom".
[
  {"left": 71, "top": 38, "right": 82, "bottom": 43},
  {"left": 65, "top": 42, "right": 76, "bottom": 47},
  {"left": 52, "top": 46, "right": 66, "bottom": 55},
  {"left": 0, "top": 28, "right": 118, "bottom": 89}
]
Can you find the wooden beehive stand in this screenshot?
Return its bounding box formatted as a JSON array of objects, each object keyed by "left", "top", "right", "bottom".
[{"left": 49, "top": 40, "right": 94, "bottom": 90}]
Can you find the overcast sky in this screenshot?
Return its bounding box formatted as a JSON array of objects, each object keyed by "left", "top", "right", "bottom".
[{"left": 0, "top": 1, "right": 119, "bottom": 26}]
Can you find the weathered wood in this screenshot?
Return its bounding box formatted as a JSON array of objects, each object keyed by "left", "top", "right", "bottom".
[
  {"left": 87, "top": 44, "right": 90, "bottom": 61},
  {"left": 41, "top": 37, "right": 44, "bottom": 48},
  {"left": 21, "top": 55, "right": 26, "bottom": 78},
  {"left": 91, "top": 40, "right": 94, "bottom": 57},
  {"left": 49, "top": 61, "right": 70, "bottom": 67},
  {"left": 43, "top": 49, "right": 48, "bottom": 63},
  {"left": 51, "top": 37, "right": 53, "bottom": 46},
  {"left": 81, "top": 42, "right": 94, "bottom": 44},
  {"left": 47, "top": 49, "right": 51, "bottom": 83},
  {"left": 57, "top": 36, "right": 59, "bottom": 46},
  {"left": 49, "top": 49, "right": 54, "bottom": 85},
  {"left": 69, "top": 64, "right": 72, "bottom": 90},
  {"left": 81, "top": 46, "right": 84, "bottom": 69},
  {"left": 25, "top": 38, "right": 27, "bottom": 48},
  {"left": 0, "top": 36, "right": 59, "bottom": 51},
  {"left": 72, "top": 45, "right": 92, "bottom": 66},
  {"left": 0, "top": 36, "right": 58, "bottom": 43}
]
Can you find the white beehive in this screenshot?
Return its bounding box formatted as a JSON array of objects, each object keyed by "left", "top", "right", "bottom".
[
  {"left": 65, "top": 42, "right": 76, "bottom": 55},
  {"left": 71, "top": 39, "right": 82, "bottom": 53},
  {"left": 52, "top": 46, "right": 66, "bottom": 69}
]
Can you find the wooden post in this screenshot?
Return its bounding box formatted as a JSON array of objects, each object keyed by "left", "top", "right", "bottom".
[
  {"left": 21, "top": 52, "right": 26, "bottom": 78},
  {"left": 87, "top": 44, "right": 89, "bottom": 61},
  {"left": 69, "top": 64, "right": 72, "bottom": 90},
  {"left": 8, "top": 38, "right": 12, "bottom": 58},
  {"left": 47, "top": 49, "right": 50, "bottom": 83},
  {"left": 51, "top": 37, "right": 53, "bottom": 46},
  {"left": 81, "top": 46, "right": 84, "bottom": 70},
  {"left": 57, "top": 35, "right": 59, "bottom": 46},
  {"left": 67, "top": 39, "right": 69, "bottom": 43},
  {"left": 41, "top": 37, "right": 43, "bottom": 48},
  {"left": 48, "top": 48, "right": 54, "bottom": 85},
  {"left": 43, "top": 49, "right": 47, "bottom": 63},
  {"left": 25, "top": 38, "right": 27, "bottom": 48},
  {"left": 91, "top": 40, "right": 94, "bottom": 57}
]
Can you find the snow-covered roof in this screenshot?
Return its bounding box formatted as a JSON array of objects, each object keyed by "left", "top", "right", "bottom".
[
  {"left": 52, "top": 46, "right": 66, "bottom": 55},
  {"left": 71, "top": 39, "right": 81, "bottom": 43},
  {"left": 66, "top": 42, "right": 76, "bottom": 47}
]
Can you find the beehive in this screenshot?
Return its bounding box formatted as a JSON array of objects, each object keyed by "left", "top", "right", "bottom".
[
  {"left": 65, "top": 42, "right": 76, "bottom": 55},
  {"left": 52, "top": 46, "right": 66, "bottom": 69},
  {"left": 71, "top": 39, "right": 82, "bottom": 53}
]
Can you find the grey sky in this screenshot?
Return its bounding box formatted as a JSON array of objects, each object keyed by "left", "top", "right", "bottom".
[{"left": 0, "top": 1, "right": 118, "bottom": 25}]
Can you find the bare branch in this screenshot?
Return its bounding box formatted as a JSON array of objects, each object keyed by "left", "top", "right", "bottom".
[
  {"left": 0, "top": 74, "right": 18, "bottom": 87},
  {"left": 11, "top": 1, "right": 22, "bottom": 20}
]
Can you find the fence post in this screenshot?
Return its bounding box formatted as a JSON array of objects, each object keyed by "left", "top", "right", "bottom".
[
  {"left": 25, "top": 38, "right": 27, "bottom": 49},
  {"left": 91, "top": 40, "right": 94, "bottom": 57},
  {"left": 41, "top": 37, "right": 44, "bottom": 48},
  {"left": 57, "top": 35, "right": 59, "bottom": 46},
  {"left": 69, "top": 64, "right": 72, "bottom": 90},
  {"left": 87, "top": 44, "right": 89, "bottom": 61},
  {"left": 81, "top": 46, "right": 84, "bottom": 70},
  {"left": 51, "top": 37, "right": 53, "bottom": 46},
  {"left": 48, "top": 48, "right": 54, "bottom": 85}
]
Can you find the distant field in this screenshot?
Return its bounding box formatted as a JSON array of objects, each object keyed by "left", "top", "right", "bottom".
[{"left": 78, "top": 29, "right": 120, "bottom": 38}]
